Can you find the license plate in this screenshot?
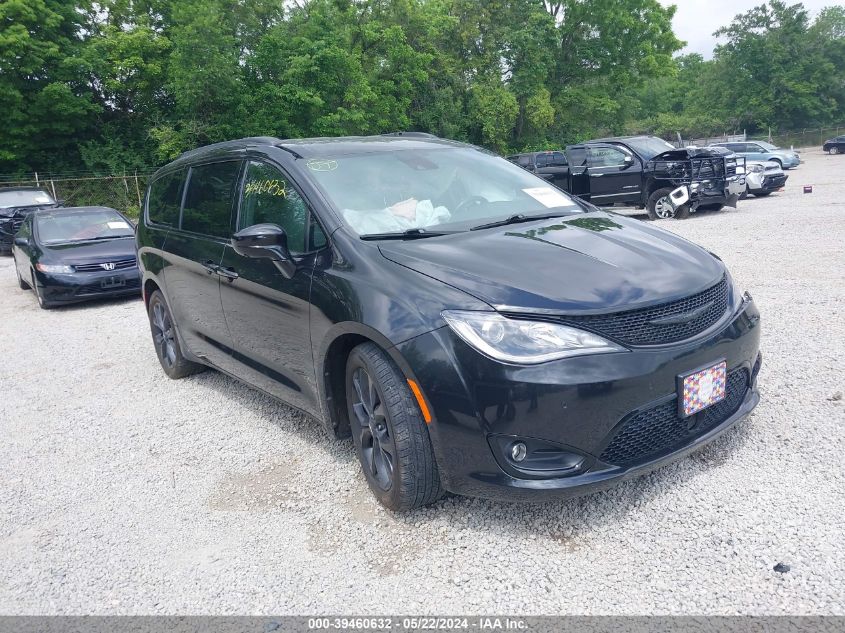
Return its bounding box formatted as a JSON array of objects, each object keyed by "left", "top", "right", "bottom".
[
  {"left": 101, "top": 277, "right": 125, "bottom": 289},
  {"left": 679, "top": 360, "right": 727, "bottom": 418}
]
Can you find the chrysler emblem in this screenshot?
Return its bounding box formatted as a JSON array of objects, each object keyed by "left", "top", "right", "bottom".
[
  {"left": 649, "top": 301, "right": 713, "bottom": 326},
  {"left": 101, "top": 262, "right": 116, "bottom": 271}
]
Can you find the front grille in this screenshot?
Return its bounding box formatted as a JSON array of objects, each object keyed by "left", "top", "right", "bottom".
[
  {"left": 599, "top": 368, "right": 749, "bottom": 466},
  {"left": 73, "top": 258, "right": 137, "bottom": 272},
  {"left": 558, "top": 276, "right": 729, "bottom": 346}
]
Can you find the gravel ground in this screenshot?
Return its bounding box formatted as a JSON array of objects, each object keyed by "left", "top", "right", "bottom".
[{"left": 0, "top": 148, "right": 843, "bottom": 615}]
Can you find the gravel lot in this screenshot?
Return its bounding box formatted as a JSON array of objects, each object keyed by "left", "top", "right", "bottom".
[{"left": 1, "top": 148, "right": 843, "bottom": 615}]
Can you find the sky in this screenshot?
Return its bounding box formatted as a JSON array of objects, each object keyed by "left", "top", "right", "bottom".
[{"left": 659, "top": 0, "right": 834, "bottom": 58}]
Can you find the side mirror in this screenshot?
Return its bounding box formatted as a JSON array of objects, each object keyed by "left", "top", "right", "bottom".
[
  {"left": 13, "top": 236, "right": 29, "bottom": 247},
  {"left": 56, "top": 199, "right": 66, "bottom": 206},
  {"left": 232, "top": 223, "right": 296, "bottom": 278},
  {"left": 622, "top": 155, "right": 635, "bottom": 168}
]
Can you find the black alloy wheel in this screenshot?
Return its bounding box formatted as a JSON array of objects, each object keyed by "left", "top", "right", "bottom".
[
  {"left": 147, "top": 290, "right": 204, "bottom": 379},
  {"left": 345, "top": 342, "right": 442, "bottom": 510},
  {"left": 350, "top": 365, "right": 397, "bottom": 492}
]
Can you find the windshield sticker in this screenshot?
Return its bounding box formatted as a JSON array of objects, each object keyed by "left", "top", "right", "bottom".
[
  {"left": 306, "top": 159, "right": 338, "bottom": 172},
  {"left": 245, "top": 179, "right": 287, "bottom": 197},
  {"left": 522, "top": 187, "right": 576, "bottom": 209},
  {"left": 107, "top": 221, "right": 131, "bottom": 230}
]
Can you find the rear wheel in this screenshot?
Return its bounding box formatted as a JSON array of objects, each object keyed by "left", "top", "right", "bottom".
[
  {"left": 147, "top": 290, "right": 205, "bottom": 379},
  {"left": 647, "top": 187, "right": 689, "bottom": 220},
  {"left": 346, "top": 342, "right": 442, "bottom": 511}
]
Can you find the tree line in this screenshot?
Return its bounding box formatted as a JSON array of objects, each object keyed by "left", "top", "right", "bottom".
[{"left": 1, "top": 0, "right": 843, "bottom": 175}]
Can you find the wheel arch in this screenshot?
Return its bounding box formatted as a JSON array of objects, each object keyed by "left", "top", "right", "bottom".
[{"left": 317, "top": 322, "right": 425, "bottom": 440}]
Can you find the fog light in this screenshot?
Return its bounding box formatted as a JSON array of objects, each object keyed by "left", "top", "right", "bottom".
[{"left": 510, "top": 442, "right": 527, "bottom": 462}]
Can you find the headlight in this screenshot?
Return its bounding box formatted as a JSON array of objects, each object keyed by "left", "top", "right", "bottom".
[
  {"left": 749, "top": 164, "right": 765, "bottom": 173},
  {"left": 36, "top": 263, "right": 74, "bottom": 273},
  {"left": 442, "top": 310, "right": 626, "bottom": 364}
]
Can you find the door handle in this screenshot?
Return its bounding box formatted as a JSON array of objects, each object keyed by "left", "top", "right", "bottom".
[
  {"left": 202, "top": 260, "right": 219, "bottom": 275},
  {"left": 216, "top": 266, "right": 239, "bottom": 281}
]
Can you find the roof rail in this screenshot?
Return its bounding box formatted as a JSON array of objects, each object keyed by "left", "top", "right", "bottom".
[
  {"left": 380, "top": 131, "right": 438, "bottom": 138},
  {"left": 176, "top": 136, "right": 281, "bottom": 161}
]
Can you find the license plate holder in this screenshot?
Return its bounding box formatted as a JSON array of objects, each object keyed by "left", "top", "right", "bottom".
[
  {"left": 101, "top": 276, "right": 125, "bottom": 289},
  {"left": 678, "top": 360, "right": 727, "bottom": 418}
]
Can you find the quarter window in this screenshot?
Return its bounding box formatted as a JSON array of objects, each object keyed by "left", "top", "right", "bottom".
[
  {"left": 239, "top": 161, "right": 325, "bottom": 253},
  {"left": 147, "top": 169, "right": 186, "bottom": 227},
  {"left": 181, "top": 161, "right": 241, "bottom": 237}
]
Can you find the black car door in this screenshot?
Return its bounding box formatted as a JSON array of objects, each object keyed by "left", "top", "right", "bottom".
[
  {"left": 586, "top": 144, "right": 642, "bottom": 205},
  {"left": 161, "top": 160, "right": 241, "bottom": 371},
  {"left": 217, "top": 159, "right": 328, "bottom": 415}
]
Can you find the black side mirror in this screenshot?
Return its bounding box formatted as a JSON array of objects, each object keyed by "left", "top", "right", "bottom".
[
  {"left": 56, "top": 199, "right": 66, "bottom": 206},
  {"left": 232, "top": 223, "right": 296, "bottom": 278},
  {"left": 13, "top": 236, "right": 29, "bottom": 247},
  {"left": 622, "top": 155, "right": 635, "bottom": 168}
]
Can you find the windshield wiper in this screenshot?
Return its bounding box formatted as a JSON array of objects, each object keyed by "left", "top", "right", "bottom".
[
  {"left": 360, "top": 228, "right": 451, "bottom": 241},
  {"left": 470, "top": 211, "right": 573, "bottom": 231}
]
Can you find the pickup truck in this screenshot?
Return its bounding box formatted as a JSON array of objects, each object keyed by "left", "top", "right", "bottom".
[
  {"left": 0, "top": 187, "right": 64, "bottom": 252},
  {"left": 507, "top": 135, "right": 746, "bottom": 219}
]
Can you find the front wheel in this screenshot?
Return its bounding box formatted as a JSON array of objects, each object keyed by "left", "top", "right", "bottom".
[
  {"left": 346, "top": 342, "right": 443, "bottom": 511},
  {"left": 647, "top": 187, "right": 689, "bottom": 220},
  {"left": 31, "top": 271, "right": 53, "bottom": 309},
  {"left": 753, "top": 191, "right": 772, "bottom": 197},
  {"left": 15, "top": 262, "right": 30, "bottom": 290},
  {"left": 147, "top": 290, "right": 205, "bottom": 379},
  {"left": 830, "top": 146, "right": 840, "bottom": 155}
]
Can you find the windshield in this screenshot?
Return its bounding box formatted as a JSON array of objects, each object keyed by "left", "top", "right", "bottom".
[
  {"left": 303, "top": 148, "right": 582, "bottom": 236},
  {"left": 36, "top": 209, "right": 134, "bottom": 244},
  {"left": 0, "top": 189, "right": 56, "bottom": 209},
  {"left": 623, "top": 137, "right": 676, "bottom": 160}
]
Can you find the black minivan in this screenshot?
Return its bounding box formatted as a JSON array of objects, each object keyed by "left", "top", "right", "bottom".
[{"left": 138, "top": 134, "right": 762, "bottom": 510}]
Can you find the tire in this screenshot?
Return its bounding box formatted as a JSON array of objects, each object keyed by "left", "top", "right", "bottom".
[
  {"left": 698, "top": 203, "right": 725, "bottom": 212},
  {"left": 16, "top": 262, "right": 30, "bottom": 290},
  {"left": 830, "top": 146, "right": 840, "bottom": 155},
  {"left": 147, "top": 290, "right": 205, "bottom": 379},
  {"left": 753, "top": 191, "right": 772, "bottom": 197},
  {"left": 647, "top": 187, "right": 689, "bottom": 220},
  {"left": 740, "top": 187, "right": 749, "bottom": 201},
  {"left": 345, "top": 342, "right": 443, "bottom": 511},
  {"left": 31, "top": 271, "right": 53, "bottom": 309},
  {"left": 770, "top": 158, "right": 783, "bottom": 169}
]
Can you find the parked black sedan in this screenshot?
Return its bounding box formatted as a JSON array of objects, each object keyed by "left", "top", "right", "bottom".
[
  {"left": 822, "top": 135, "right": 845, "bottom": 155},
  {"left": 0, "top": 187, "right": 62, "bottom": 253},
  {"left": 12, "top": 206, "right": 141, "bottom": 309}
]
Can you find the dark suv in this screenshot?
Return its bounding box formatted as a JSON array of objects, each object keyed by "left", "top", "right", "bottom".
[{"left": 138, "top": 134, "right": 762, "bottom": 510}]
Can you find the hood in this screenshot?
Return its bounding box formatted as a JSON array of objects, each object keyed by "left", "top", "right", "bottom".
[
  {"left": 0, "top": 203, "right": 60, "bottom": 218},
  {"left": 378, "top": 212, "right": 725, "bottom": 314},
  {"left": 653, "top": 147, "right": 731, "bottom": 161},
  {"left": 42, "top": 237, "right": 137, "bottom": 264}
]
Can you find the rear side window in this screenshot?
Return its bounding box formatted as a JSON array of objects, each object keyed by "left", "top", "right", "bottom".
[
  {"left": 147, "top": 169, "right": 186, "bottom": 227},
  {"left": 516, "top": 155, "right": 532, "bottom": 167},
  {"left": 181, "top": 161, "right": 241, "bottom": 237}
]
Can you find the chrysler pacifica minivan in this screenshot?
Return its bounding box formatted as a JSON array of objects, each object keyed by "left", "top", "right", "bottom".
[{"left": 137, "top": 134, "right": 762, "bottom": 510}]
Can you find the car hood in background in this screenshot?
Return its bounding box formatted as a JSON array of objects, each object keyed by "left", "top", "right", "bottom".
[
  {"left": 652, "top": 147, "right": 732, "bottom": 161},
  {"left": 0, "top": 203, "right": 60, "bottom": 218},
  {"left": 379, "top": 212, "right": 725, "bottom": 314},
  {"left": 41, "top": 237, "right": 137, "bottom": 264}
]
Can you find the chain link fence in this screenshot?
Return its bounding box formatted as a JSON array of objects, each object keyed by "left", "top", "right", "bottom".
[{"left": 0, "top": 173, "right": 152, "bottom": 219}]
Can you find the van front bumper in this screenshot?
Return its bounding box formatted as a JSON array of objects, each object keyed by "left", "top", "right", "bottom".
[{"left": 397, "top": 296, "right": 761, "bottom": 501}]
